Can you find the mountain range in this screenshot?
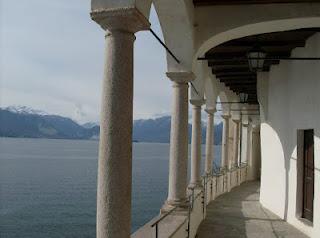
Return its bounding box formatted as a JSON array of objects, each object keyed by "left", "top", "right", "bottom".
[{"left": 0, "top": 106, "right": 222, "bottom": 144}]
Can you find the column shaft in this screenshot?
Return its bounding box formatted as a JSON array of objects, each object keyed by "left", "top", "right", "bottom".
[
  {"left": 241, "top": 124, "right": 249, "bottom": 164},
  {"left": 91, "top": 8, "right": 150, "bottom": 238},
  {"left": 221, "top": 115, "right": 230, "bottom": 170},
  {"left": 248, "top": 125, "right": 261, "bottom": 180},
  {"left": 232, "top": 120, "right": 240, "bottom": 167},
  {"left": 97, "top": 31, "right": 135, "bottom": 238},
  {"left": 190, "top": 103, "right": 203, "bottom": 187},
  {"left": 164, "top": 72, "right": 194, "bottom": 209},
  {"left": 205, "top": 112, "right": 215, "bottom": 174}
]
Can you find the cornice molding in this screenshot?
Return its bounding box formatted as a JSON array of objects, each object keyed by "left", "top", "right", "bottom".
[
  {"left": 166, "top": 71, "right": 195, "bottom": 84},
  {"left": 91, "top": 7, "right": 150, "bottom": 33}
]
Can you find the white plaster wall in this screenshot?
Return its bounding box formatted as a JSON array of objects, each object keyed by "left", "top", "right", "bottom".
[{"left": 259, "top": 33, "right": 320, "bottom": 237}]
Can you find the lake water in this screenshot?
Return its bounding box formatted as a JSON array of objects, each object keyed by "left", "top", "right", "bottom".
[{"left": 0, "top": 138, "right": 221, "bottom": 237}]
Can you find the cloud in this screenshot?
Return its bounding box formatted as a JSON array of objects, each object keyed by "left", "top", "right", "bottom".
[
  {"left": 0, "top": 1, "right": 222, "bottom": 125},
  {"left": 1, "top": 1, "right": 169, "bottom": 123}
]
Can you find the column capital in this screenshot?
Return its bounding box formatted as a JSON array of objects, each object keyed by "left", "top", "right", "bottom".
[
  {"left": 91, "top": 7, "right": 150, "bottom": 33},
  {"left": 190, "top": 99, "right": 205, "bottom": 107},
  {"left": 205, "top": 108, "right": 216, "bottom": 115},
  {"left": 221, "top": 114, "right": 231, "bottom": 120},
  {"left": 166, "top": 71, "right": 195, "bottom": 84},
  {"left": 242, "top": 122, "right": 249, "bottom": 127},
  {"left": 232, "top": 118, "right": 241, "bottom": 123}
]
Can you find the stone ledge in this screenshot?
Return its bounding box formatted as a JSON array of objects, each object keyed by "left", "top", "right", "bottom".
[
  {"left": 91, "top": 7, "right": 150, "bottom": 33},
  {"left": 131, "top": 214, "right": 187, "bottom": 238},
  {"left": 166, "top": 71, "right": 195, "bottom": 84}
]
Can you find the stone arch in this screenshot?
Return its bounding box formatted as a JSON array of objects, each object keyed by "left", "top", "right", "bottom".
[
  {"left": 193, "top": 17, "right": 320, "bottom": 66},
  {"left": 193, "top": 17, "right": 320, "bottom": 119},
  {"left": 153, "top": 0, "right": 194, "bottom": 72},
  {"left": 203, "top": 72, "right": 219, "bottom": 110},
  {"left": 91, "top": 0, "right": 194, "bottom": 73},
  {"left": 217, "top": 90, "right": 231, "bottom": 114},
  {"left": 190, "top": 61, "right": 206, "bottom": 101}
]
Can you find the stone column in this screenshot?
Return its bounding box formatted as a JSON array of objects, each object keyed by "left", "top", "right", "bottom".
[
  {"left": 227, "top": 120, "right": 234, "bottom": 170},
  {"left": 237, "top": 120, "right": 242, "bottom": 185},
  {"left": 189, "top": 99, "right": 205, "bottom": 188},
  {"left": 240, "top": 122, "right": 249, "bottom": 183},
  {"left": 90, "top": 8, "right": 150, "bottom": 238},
  {"left": 221, "top": 114, "right": 231, "bottom": 171},
  {"left": 232, "top": 119, "right": 240, "bottom": 167},
  {"left": 247, "top": 124, "right": 253, "bottom": 164},
  {"left": 163, "top": 72, "right": 195, "bottom": 211},
  {"left": 205, "top": 109, "right": 215, "bottom": 175},
  {"left": 241, "top": 122, "right": 249, "bottom": 164},
  {"left": 248, "top": 124, "right": 261, "bottom": 181}
]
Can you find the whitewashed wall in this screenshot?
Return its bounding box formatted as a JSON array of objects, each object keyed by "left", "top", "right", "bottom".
[{"left": 258, "top": 33, "right": 320, "bottom": 238}]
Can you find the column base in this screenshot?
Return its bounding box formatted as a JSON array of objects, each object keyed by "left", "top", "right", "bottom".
[
  {"left": 160, "top": 198, "right": 189, "bottom": 214},
  {"left": 188, "top": 181, "right": 203, "bottom": 189},
  {"left": 227, "top": 171, "right": 231, "bottom": 192},
  {"left": 237, "top": 166, "right": 241, "bottom": 186}
]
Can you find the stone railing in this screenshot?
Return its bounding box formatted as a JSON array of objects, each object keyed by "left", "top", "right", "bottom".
[{"left": 132, "top": 163, "right": 248, "bottom": 238}]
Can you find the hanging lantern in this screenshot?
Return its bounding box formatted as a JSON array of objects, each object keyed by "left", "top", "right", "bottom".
[
  {"left": 247, "top": 45, "right": 266, "bottom": 72},
  {"left": 239, "top": 93, "right": 249, "bottom": 103}
]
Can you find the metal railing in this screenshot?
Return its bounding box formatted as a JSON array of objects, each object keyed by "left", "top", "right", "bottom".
[
  {"left": 212, "top": 161, "right": 221, "bottom": 176},
  {"left": 239, "top": 162, "right": 248, "bottom": 183},
  {"left": 150, "top": 187, "right": 204, "bottom": 238},
  {"left": 186, "top": 186, "right": 203, "bottom": 238},
  {"left": 150, "top": 163, "right": 249, "bottom": 238},
  {"left": 150, "top": 206, "right": 179, "bottom": 238}
]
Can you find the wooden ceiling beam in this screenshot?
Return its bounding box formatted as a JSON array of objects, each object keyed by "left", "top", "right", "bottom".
[
  {"left": 205, "top": 51, "right": 291, "bottom": 60},
  {"left": 219, "top": 79, "right": 256, "bottom": 84},
  {"left": 214, "top": 71, "right": 256, "bottom": 77},
  {"left": 212, "top": 64, "right": 250, "bottom": 71},
  {"left": 228, "top": 85, "right": 257, "bottom": 90},
  {"left": 225, "top": 82, "right": 257, "bottom": 87},
  {"left": 208, "top": 59, "right": 280, "bottom": 66},
  {"left": 219, "top": 75, "right": 256, "bottom": 79},
  {"left": 194, "top": 0, "right": 320, "bottom": 6},
  {"left": 235, "top": 89, "right": 257, "bottom": 93},
  {"left": 217, "top": 40, "right": 306, "bottom": 47},
  {"left": 207, "top": 28, "right": 320, "bottom": 99},
  {"left": 213, "top": 68, "right": 270, "bottom": 75}
]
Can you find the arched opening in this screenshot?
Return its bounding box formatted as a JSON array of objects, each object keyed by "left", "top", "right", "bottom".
[{"left": 199, "top": 26, "right": 320, "bottom": 235}]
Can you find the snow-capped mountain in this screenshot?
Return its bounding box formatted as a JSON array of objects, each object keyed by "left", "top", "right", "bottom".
[
  {"left": 0, "top": 106, "right": 98, "bottom": 140},
  {"left": 4, "top": 106, "right": 49, "bottom": 116},
  {"left": 0, "top": 106, "right": 223, "bottom": 144},
  {"left": 82, "top": 122, "right": 99, "bottom": 129}
]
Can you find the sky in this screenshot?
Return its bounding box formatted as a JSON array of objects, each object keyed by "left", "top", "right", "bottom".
[{"left": 0, "top": 0, "right": 171, "bottom": 124}]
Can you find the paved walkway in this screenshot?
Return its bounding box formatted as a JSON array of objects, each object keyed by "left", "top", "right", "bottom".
[{"left": 197, "top": 181, "right": 309, "bottom": 238}]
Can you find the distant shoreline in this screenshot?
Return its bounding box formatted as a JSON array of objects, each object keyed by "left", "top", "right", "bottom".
[{"left": 0, "top": 136, "right": 221, "bottom": 145}]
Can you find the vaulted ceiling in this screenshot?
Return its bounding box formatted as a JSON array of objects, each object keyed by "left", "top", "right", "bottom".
[
  {"left": 194, "top": 0, "right": 320, "bottom": 6},
  {"left": 203, "top": 28, "right": 320, "bottom": 104}
]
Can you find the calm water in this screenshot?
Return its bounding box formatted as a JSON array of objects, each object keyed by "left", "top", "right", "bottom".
[{"left": 0, "top": 138, "right": 221, "bottom": 237}]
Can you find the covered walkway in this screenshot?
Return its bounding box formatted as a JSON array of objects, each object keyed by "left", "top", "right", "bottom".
[{"left": 197, "top": 181, "right": 308, "bottom": 238}]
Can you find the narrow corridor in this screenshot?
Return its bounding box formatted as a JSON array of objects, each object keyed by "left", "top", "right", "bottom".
[{"left": 197, "top": 181, "right": 308, "bottom": 238}]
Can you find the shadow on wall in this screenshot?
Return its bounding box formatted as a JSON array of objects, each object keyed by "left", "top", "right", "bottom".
[{"left": 260, "top": 118, "right": 319, "bottom": 223}]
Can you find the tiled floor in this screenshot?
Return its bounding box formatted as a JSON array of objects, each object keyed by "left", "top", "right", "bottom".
[{"left": 197, "top": 181, "right": 309, "bottom": 238}]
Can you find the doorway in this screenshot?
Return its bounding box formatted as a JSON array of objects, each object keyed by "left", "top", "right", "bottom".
[{"left": 302, "top": 129, "right": 314, "bottom": 222}]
